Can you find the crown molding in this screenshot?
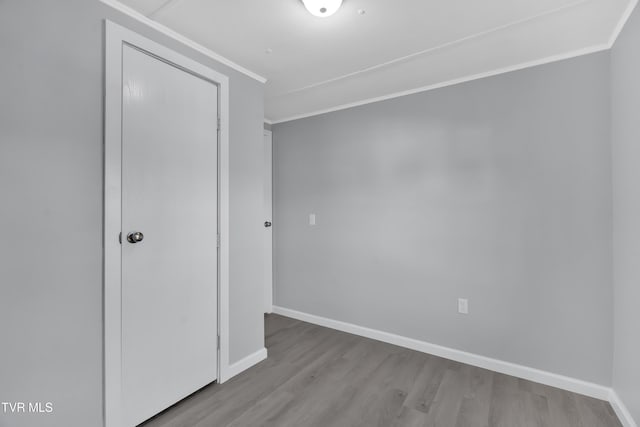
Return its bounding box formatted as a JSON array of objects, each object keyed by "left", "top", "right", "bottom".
[
  {"left": 270, "top": 43, "right": 609, "bottom": 124},
  {"left": 99, "top": 0, "right": 267, "bottom": 83},
  {"left": 608, "top": 0, "right": 638, "bottom": 47},
  {"left": 268, "top": 0, "right": 636, "bottom": 124}
]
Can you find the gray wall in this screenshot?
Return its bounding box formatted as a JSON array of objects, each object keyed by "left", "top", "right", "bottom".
[
  {"left": 273, "top": 52, "right": 613, "bottom": 385},
  {"left": 612, "top": 4, "right": 640, "bottom": 424},
  {"left": 0, "top": 1, "right": 265, "bottom": 426}
]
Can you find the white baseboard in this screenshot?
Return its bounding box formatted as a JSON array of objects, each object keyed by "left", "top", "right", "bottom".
[
  {"left": 272, "top": 306, "right": 610, "bottom": 401},
  {"left": 610, "top": 390, "right": 638, "bottom": 427},
  {"left": 221, "top": 347, "right": 268, "bottom": 383}
]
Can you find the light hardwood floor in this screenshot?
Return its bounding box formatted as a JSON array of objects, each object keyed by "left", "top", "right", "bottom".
[{"left": 142, "top": 314, "right": 622, "bottom": 427}]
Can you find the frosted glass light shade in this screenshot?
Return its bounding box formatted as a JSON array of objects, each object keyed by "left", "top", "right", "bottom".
[{"left": 302, "top": 0, "right": 343, "bottom": 17}]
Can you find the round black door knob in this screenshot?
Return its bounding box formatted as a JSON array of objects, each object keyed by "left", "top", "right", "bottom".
[{"left": 127, "top": 231, "right": 144, "bottom": 243}]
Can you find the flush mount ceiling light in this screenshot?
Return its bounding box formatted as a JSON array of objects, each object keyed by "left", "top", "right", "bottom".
[{"left": 302, "top": 0, "right": 343, "bottom": 18}]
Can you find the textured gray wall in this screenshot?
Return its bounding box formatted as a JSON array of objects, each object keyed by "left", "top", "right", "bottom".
[
  {"left": 273, "top": 52, "right": 613, "bottom": 385},
  {"left": 0, "top": 1, "right": 265, "bottom": 426},
  {"left": 612, "top": 4, "right": 640, "bottom": 424}
]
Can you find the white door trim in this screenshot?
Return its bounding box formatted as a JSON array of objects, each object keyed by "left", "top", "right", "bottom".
[
  {"left": 104, "top": 20, "right": 231, "bottom": 427},
  {"left": 263, "top": 130, "right": 273, "bottom": 314}
]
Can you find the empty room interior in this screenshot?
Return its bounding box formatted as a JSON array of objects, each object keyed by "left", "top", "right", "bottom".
[{"left": 2, "top": 0, "right": 640, "bottom": 426}]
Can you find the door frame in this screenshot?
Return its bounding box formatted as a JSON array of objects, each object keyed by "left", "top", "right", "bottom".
[
  {"left": 263, "top": 130, "right": 273, "bottom": 314},
  {"left": 104, "top": 21, "right": 231, "bottom": 427}
]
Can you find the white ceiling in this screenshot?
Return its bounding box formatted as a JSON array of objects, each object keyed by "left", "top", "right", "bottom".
[{"left": 118, "top": 0, "right": 634, "bottom": 123}]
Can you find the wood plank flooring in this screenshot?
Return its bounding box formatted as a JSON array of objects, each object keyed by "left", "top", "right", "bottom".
[{"left": 141, "top": 314, "right": 622, "bottom": 427}]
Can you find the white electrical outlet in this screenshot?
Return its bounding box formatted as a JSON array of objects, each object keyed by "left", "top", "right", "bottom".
[
  {"left": 458, "top": 298, "right": 469, "bottom": 314},
  {"left": 309, "top": 213, "right": 316, "bottom": 226}
]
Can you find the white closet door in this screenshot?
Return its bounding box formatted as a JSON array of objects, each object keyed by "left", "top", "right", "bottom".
[{"left": 121, "top": 44, "right": 218, "bottom": 427}]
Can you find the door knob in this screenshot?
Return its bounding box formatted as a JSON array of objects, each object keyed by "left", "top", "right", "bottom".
[
  {"left": 127, "top": 231, "right": 144, "bottom": 243},
  {"left": 264, "top": 221, "right": 272, "bottom": 228}
]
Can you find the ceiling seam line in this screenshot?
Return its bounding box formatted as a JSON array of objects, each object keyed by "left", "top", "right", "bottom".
[
  {"left": 278, "top": 0, "right": 591, "bottom": 96},
  {"left": 148, "top": 0, "right": 183, "bottom": 18}
]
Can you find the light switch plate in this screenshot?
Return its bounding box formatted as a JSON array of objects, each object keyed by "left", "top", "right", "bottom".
[
  {"left": 458, "top": 298, "right": 469, "bottom": 314},
  {"left": 309, "top": 213, "right": 316, "bottom": 226}
]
